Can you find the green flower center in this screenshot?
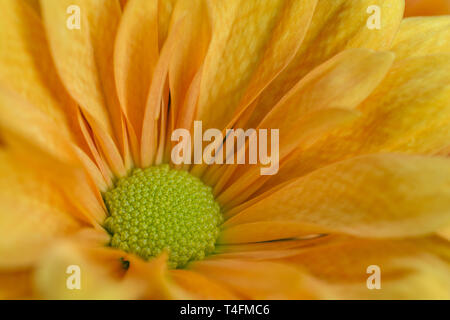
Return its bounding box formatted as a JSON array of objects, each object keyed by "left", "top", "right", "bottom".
[{"left": 103, "top": 165, "right": 222, "bottom": 268}]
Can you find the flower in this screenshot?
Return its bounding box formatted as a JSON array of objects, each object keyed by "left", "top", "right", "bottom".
[
  {"left": 0, "top": 0, "right": 449, "bottom": 299},
  {"left": 405, "top": 0, "right": 450, "bottom": 17}
]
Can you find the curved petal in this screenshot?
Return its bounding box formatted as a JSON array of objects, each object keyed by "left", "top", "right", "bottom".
[
  {"left": 140, "top": 18, "right": 185, "bottom": 167},
  {"left": 0, "top": 0, "right": 110, "bottom": 178},
  {"left": 258, "top": 49, "right": 394, "bottom": 129},
  {"left": 0, "top": 0, "right": 84, "bottom": 154},
  {"left": 262, "top": 54, "right": 450, "bottom": 190},
  {"left": 124, "top": 252, "right": 187, "bottom": 299},
  {"left": 219, "top": 221, "right": 327, "bottom": 244},
  {"left": 392, "top": 17, "right": 450, "bottom": 59},
  {"left": 189, "top": 258, "right": 327, "bottom": 299},
  {"left": 170, "top": 269, "right": 238, "bottom": 299},
  {"left": 158, "top": 0, "right": 178, "bottom": 48},
  {"left": 0, "top": 87, "right": 76, "bottom": 164},
  {"left": 170, "top": 0, "right": 211, "bottom": 132},
  {"left": 214, "top": 235, "right": 340, "bottom": 260},
  {"left": 279, "top": 237, "right": 450, "bottom": 299},
  {"left": 196, "top": 0, "right": 318, "bottom": 130},
  {"left": 33, "top": 239, "right": 145, "bottom": 299},
  {"left": 248, "top": 0, "right": 404, "bottom": 127},
  {"left": 0, "top": 88, "right": 107, "bottom": 227},
  {"left": 40, "top": 0, "right": 127, "bottom": 177},
  {"left": 217, "top": 108, "right": 360, "bottom": 208},
  {"left": 215, "top": 49, "right": 394, "bottom": 204},
  {"left": 0, "top": 151, "right": 81, "bottom": 270},
  {"left": 114, "top": 0, "right": 159, "bottom": 142},
  {"left": 225, "top": 154, "right": 450, "bottom": 239}
]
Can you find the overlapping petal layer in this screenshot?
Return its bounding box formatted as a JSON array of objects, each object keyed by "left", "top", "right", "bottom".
[{"left": 0, "top": 0, "right": 449, "bottom": 300}]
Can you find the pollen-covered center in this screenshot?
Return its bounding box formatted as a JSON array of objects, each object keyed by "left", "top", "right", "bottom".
[{"left": 103, "top": 165, "right": 222, "bottom": 268}]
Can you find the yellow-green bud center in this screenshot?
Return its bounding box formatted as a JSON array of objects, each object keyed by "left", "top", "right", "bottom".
[{"left": 103, "top": 165, "right": 222, "bottom": 268}]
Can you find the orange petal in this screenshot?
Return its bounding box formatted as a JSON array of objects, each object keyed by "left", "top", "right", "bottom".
[
  {"left": 190, "top": 258, "right": 326, "bottom": 299},
  {"left": 140, "top": 18, "right": 184, "bottom": 167},
  {"left": 119, "top": 0, "right": 128, "bottom": 10},
  {"left": 405, "top": 0, "right": 450, "bottom": 17},
  {"left": 214, "top": 235, "right": 341, "bottom": 260},
  {"left": 0, "top": 270, "right": 33, "bottom": 299},
  {"left": 0, "top": 0, "right": 84, "bottom": 155},
  {"left": 280, "top": 237, "right": 450, "bottom": 299},
  {"left": 249, "top": 0, "right": 404, "bottom": 127},
  {"left": 262, "top": 54, "right": 450, "bottom": 190},
  {"left": 258, "top": 49, "right": 394, "bottom": 130},
  {"left": 225, "top": 154, "right": 450, "bottom": 239},
  {"left": 217, "top": 108, "right": 360, "bottom": 208},
  {"left": 170, "top": 269, "right": 238, "bottom": 299},
  {"left": 216, "top": 49, "right": 394, "bottom": 205},
  {"left": 125, "top": 252, "right": 187, "bottom": 299},
  {"left": 219, "top": 221, "right": 327, "bottom": 244},
  {"left": 114, "top": 0, "right": 159, "bottom": 146},
  {"left": 0, "top": 151, "right": 81, "bottom": 270},
  {"left": 40, "top": 0, "right": 126, "bottom": 177},
  {"left": 169, "top": 0, "right": 210, "bottom": 134},
  {"left": 0, "top": 88, "right": 107, "bottom": 226},
  {"left": 196, "top": 0, "right": 318, "bottom": 130}
]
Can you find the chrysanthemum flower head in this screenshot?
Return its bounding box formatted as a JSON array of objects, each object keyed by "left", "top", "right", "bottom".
[{"left": 0, "top": 0, "right": 449, "bottom": 299}]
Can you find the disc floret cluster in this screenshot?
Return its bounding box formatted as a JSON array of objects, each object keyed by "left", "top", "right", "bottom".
[{"left": 103, "top": 165, "right": 223, "bottom": 268}]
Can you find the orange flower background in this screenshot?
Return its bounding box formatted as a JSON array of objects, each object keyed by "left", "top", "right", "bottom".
[{"left": 0, "top": 0, "right": 449, "bottom": 300}]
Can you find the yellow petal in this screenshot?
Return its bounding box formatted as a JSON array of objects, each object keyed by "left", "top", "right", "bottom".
[
  {"left": 280, "top": 237, "right": 450, "bottom": 299},
  {"left": 190, "top": 258, "right": 326, "bottom": 299},
  {"left": 225, "top": 154, "right": 450, "bottom": 238},
  {"left": 196, "top": 0, "right": 318, "bottom": 130},
  {"left": 33, "top": 240, "right": 145, "bottom": 299},
  {"left": 40, "top": 0, "right": 126, "bottom": 176},
  {"left": 392, "top": 17, "right": 450, "bottom": 59},
  {"left": 0, "top": 151, "right": 81, "bottom": 269},
  {"left": 249, "top": 0, "right": 404, "bottom": 127},
  {"left": 170, "top": 269, "right": 238, "bottom": 299},
  {"left": 262, "top": 54, "right": 450, "bottom": 190}
]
